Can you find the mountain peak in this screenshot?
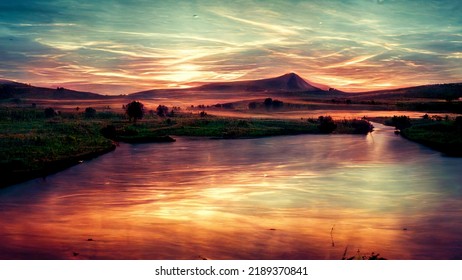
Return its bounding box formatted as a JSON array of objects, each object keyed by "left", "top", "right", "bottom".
[
  {"left": 270, "top": 72, "right": 322, "bottom": 91},
  {"left": 196, "top": 73, "right": 325, "bottom": 92}
]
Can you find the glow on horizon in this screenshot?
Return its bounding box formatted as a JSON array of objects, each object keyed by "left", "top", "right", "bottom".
[{"left": 0, "top": 0, "right": 461, "bottom": 94}]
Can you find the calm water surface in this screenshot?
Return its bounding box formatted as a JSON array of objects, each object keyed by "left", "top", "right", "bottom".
[{"left": 1, "top": 123, "right": 462, "bottom": 259}]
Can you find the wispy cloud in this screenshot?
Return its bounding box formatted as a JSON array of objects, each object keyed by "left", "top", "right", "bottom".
[{"left": 1, "top": 0, "right": 461, "bottom": 93}]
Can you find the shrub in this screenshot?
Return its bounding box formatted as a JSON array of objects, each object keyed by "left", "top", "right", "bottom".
[
  {"left": 84, "top": 107, "right": 96, "bottom": 118},
  {"left": 318, "top": 116, "right": 337, "bottom": 133},
  {"left": 264, "top": 98, "right": 273, "bottom": 110},
  {"left": 44, "top": 107, "right": 57, "bottom": 118},
  {"left": 390, "top": 115, "right": 411, "bottom": 130},
  {"left": 248, "top": 102, "right": 258, "bottom": 110},
  {"left": 156, "top": 105, "right": 169, "bottom": 117},
  {"left": 351, "top": 119, "right": 374, "bottom": 134}
]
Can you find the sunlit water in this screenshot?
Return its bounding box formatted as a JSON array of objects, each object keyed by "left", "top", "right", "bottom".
[{"left": 1, "top": 123, "right": 462, "bottom": 260}]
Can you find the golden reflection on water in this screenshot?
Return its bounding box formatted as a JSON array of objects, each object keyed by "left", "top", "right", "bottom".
[{"left": 1, "top": 123, "right": 462, "bottom": 259}]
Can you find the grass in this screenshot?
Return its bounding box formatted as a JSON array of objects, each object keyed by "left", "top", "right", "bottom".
[
  {"left": 0, "top": 108, "right": 116, "bottom": 187},
  {"left": 400, "top": 122, "right": 462, "bottom": 156},
  {"left": 1, "top": 106, "right": 374, "bottom": 187},
  {"left": 382, "top": 115, "right": 462, "bottom": 156}
]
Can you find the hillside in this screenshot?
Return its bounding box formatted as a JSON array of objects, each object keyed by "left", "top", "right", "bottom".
[
  {"left": 195, "top": 73, "right": 325, "bottom": 92},
  {"left": 349, "top": 83, "right": 462, "bottom": 101},
  {"left": 0, "top": 80, "right": 107, "bottom": 100}
]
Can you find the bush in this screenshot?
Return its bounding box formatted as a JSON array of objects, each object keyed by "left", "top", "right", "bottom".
[
  {"left": 156, "top": 105, "right": 169, "bottom": 117},
  {"left": 272, "top": 99, "right": 284, "bottom": 109},
  {"left": 351, "top": 119, "right": 374, "bottom": 134},
  {"left": 44, "top": 107, "right": 57, "bottom": 118},
  {"left": 318, "top": 116, "right": 337, "bottom": 133},
  {"left": 391, "top": 115, "right": 411, "bottom": 130},
  {"left": 248, "top": 102, "right": 258, "bottom": 110},
  {"left": 84, "top": 107, "right": 96, "bottom": 118},
  {"left": 264, "top": 98, "right": 273, "bottom": 110}
]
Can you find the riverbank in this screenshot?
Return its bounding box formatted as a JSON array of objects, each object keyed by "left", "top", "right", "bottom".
[
  {"left": 0, "top": 117, "right": 117, "bottom": 188},
  {"left": 1, "top": 106, "right": 375, "bottom": 187},
  {"left": 370, "top": 115, "right": 462, "bottom": 156}
]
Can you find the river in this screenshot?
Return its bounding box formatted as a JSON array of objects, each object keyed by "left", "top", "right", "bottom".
[{"left": 1, "top": 123, "right": 461, "bottom": 260}]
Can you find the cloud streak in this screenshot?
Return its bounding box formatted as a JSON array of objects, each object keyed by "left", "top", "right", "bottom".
[{"left": 0, "top": 0, "right": 461, "bottom": 93}]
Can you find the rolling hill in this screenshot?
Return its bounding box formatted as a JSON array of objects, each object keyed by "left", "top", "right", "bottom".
[
  {"left": 195, "top": 72, "right": 325, "bottom": 92},
  {"left": 348, "top": 83, "right": 462, "bottom": 101},
  {"left": 0, "top": 80, "right": 107, "bottom": 100},
  {"left": 129, "top": 72, "right": 330, "bottom": 100}
]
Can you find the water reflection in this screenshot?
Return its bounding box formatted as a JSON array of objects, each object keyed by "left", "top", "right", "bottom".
[{"left": 1, "top": 123, "right": 461, "bottom": 259}]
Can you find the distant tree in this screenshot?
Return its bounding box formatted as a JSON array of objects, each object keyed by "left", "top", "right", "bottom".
[
  {"left": 222, "top": 103, "right": 234, "bottom": 109},
  {"left": 272, "top": 99, "right": 284, "bottom": 109},
  {"left": 422, "top": 114, "right": 429, "bottom": 120},
  {"left": 156, "top": 105, "right": 169, "bottom": 117},
  {"left": 391, "top": 115, "right": 411, "bottom": 130},
  {"left": 350, "top": 119, "right": 374, "bottom": 134},
  {"left": 44, "top": 107, "right": 57, "bottom": 118},
  {"left": 84, "top": 107, "right": 97, "bottom": 118},
  {"left": 125, "top": 101, "right": 145, "bottom": 122},
  {"left": 248, "top": 102, "right": 258, "bottom": 110},
  {"left": 264, "top": 98, "right": 273, "bottom": 110},
  {"left": 199, "top": 111, "right": 207, "bottom": 117},
  {"left": 318, "top": 116, "right": 337, "bottom": 133}
]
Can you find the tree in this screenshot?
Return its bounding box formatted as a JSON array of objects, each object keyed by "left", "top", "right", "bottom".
[
  {"left": 248, "top": 102, "right": 257, "bottom": 110},
  {"left": 44, "top": 107, "right": 57, "bottom": 118},
  {"left": 156, "top": 105, "right": 169, "bottom": 117},
  {"left": 390, "top": 115, "right": 411, "bottom": 130},
  {"left": 272, "top": 99, "right": 284, "bottom": 109},
  {"left": 84, "top": 107, "right": 96, "bottom": 118},
  {"left": 125, "top": 101, "right": 145, "bottom": 122},
  {"left": 318, "top": 116, "right": 337, "bottom": 133},
  {"left": 264, "top": 98, "right": 273, "bottom": 110}
]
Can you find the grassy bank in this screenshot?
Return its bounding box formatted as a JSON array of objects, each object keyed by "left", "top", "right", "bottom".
[
  {"left": 383, "top": 115, "right": 462, "bottom": 156},
  {"left": 1, "top": 106, "right": 373, "bottom": 187},
  {"left": 0, "top": 108, "right": 116, "bottom": 187},
  {"left": 100, "top": 114, "right": 373, "bottom": 141}
]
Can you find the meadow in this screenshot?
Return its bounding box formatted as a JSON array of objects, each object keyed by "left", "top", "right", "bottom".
[{"left": 0, "top": 105, "right": 374, "bottom": 187}]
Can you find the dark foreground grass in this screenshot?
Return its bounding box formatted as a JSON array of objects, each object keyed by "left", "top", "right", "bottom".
[
  {"left": 0, "top": 108, "right": 116, "bottom": 187},
  {"left": 0, "top": 119, "right": 116, "bottom": 187},
  {"left": 1, "top": 107, "right": 373, "bottom": 187}
]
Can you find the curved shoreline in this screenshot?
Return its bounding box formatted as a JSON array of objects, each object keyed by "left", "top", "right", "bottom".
[{"left": 1, "top": 144, "right": 117, "bottom": 188}]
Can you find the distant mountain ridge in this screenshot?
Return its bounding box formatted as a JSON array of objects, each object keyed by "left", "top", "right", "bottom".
[
  {"left": 0, "top": 80, "right": 105, "bottom": 100},
  {"left": 196, "top": 72, "right": 324, "bottom": 92},
  {"left": 2, "top": 75, "right": 462, "bottom": 101},
  {"left": 351, "top": 82, "right": 462, "bottom": 101}
]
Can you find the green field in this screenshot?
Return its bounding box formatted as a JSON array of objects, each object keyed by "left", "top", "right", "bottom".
[
  {"left": 1, "top": 106, "right": 373, "bottom": 187},
  {"left": 384, "top": 115, "right": 462, "bottom": 156}
]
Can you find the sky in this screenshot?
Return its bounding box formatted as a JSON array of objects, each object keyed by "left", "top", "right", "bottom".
[{"left": 0, "top": 0, "right": 461, "bottom": 94}]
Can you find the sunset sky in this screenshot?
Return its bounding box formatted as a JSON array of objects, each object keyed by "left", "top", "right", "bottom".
[{"left": 1, "top": 0, "right": 461, "bottom": 94}]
